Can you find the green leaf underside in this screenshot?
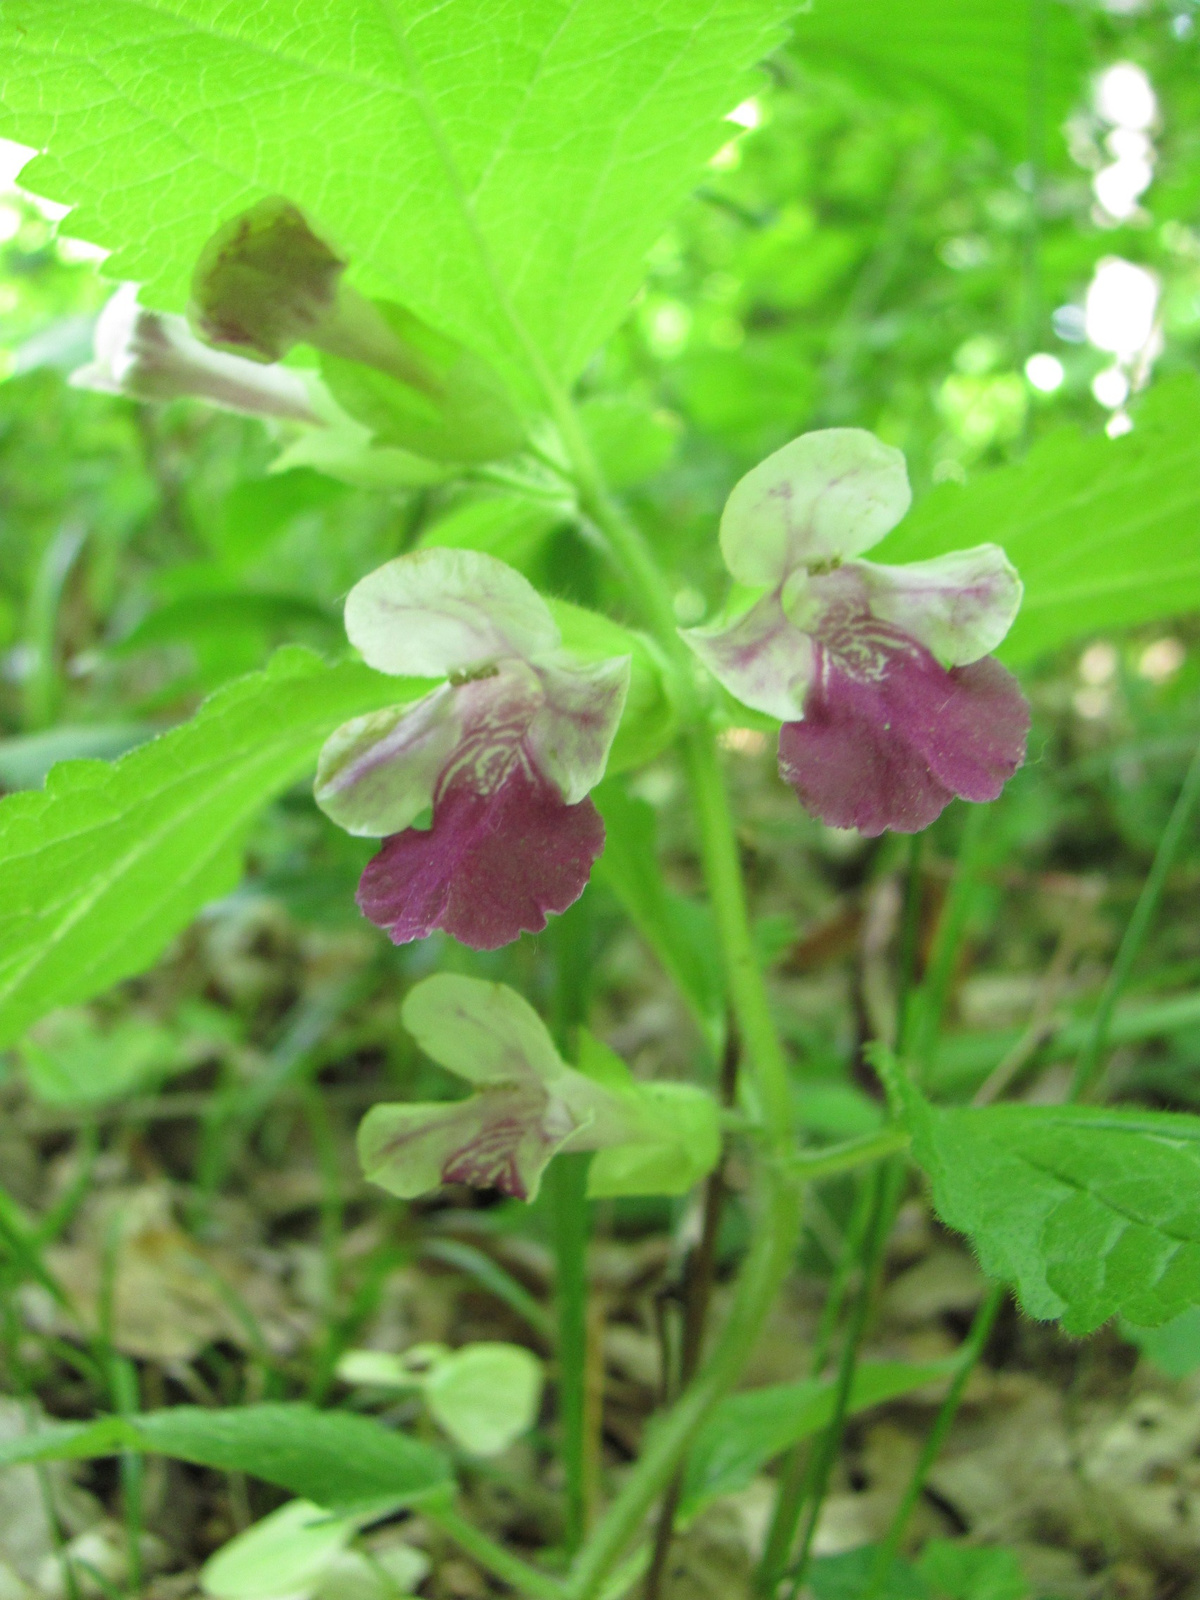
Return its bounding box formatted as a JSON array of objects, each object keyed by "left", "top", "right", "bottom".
[
  {"left": 0, "top": 648, "right": 414, "bottom": 1049},
  {"left": 792, "top": 0, "right": 1087, "bottom": 160},
  {"left": 0, "top": 1404, "right": 450, "bottom": 1514},
  {"left": 679, "top": 1359, "right": 952, "bottom": 1518},
  {"left": 909, "top": 1100, "right": 1200, "bottom": 1335},
  {"left": 0, "top": 0, "right": 792, "bottom": 398},
  {"left": 874, "top": 377, "right": 1200, "bottom": 667}
]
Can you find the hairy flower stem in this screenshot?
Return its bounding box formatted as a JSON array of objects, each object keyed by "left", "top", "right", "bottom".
[
  {"left": 782, "top": 1158, "right": 903, "bottom": 1600},
  {"left": 550, "top": 902, "right": 601, "bottom": 1551},
  {"left": 568, "top": 1165, "right": 802, "bottom": 1600},
  {"left": 1071, "top": 732, "right": 1200, "bottom": 1100},
  {"left": 549, "top": 397, "right": 799, "bottom": 1598},
  {"left": 643, "top": 1033, "right": 741, "bottom": 1600},
  {"left": 862, "top": 1282, "right": 1005, "bottom": 1599}
]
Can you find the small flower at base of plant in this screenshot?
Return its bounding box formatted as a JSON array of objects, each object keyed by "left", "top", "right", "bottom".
[
  {"left": 71, "top": 283, "right": 321, "bottom": 423},
  {"left": 358, "top": 975, "right": 719, "bottom": 1202},
  {"left": 682, "top": 428, "right": 1030, "bottom": 835},
  {"left": 315, "top": 547, "right": 629, "bottom": 950}
]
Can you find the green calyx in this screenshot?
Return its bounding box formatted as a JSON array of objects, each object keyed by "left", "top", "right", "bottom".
[{"left": 190, "top": 196, "right": 527, "bottom": 464}]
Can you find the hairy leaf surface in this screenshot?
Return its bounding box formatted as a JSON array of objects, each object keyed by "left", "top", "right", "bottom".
[
  {"left": 0, "top": 1, "right": 792, "bottom": 396},
  {"left": 874, "top": 379, "right": 1200, "bottom": 665},
  {"left": 0, "top": 648, "right": 412, "bottom": 1047},
  {"left": 910, "top": 1100, "right": 1200, "bottom": 1334}
]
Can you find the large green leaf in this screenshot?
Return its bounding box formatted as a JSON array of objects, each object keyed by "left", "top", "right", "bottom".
[
  {"left": 792, "top": 0, "right": 1088, "bottom": 159},
  {"left": 0, "top": 648, "right": 411, "bottom": 1047},
  {"left": 909, "top": 1100, "right": 1200, "bottom": 1335},
  {"left": 874, "top": 378, "right": 1200, "bottom": 666},
  {"left": 679, "top": 1360, "right": 951, "bottom": 1518},
  {"left": 0, "top": 1405, "right": 450, "bottom": 1515},
  {"left": 0, "top": 1, "right": 792, "bottom": 397}
]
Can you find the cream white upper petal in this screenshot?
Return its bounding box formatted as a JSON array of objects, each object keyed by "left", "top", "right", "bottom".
[
  {"left": 345, "top": 547, "right": 561, "bottom": 678},
  {"left": 720, "top": 428, "right": 911, "bottom": 586}
]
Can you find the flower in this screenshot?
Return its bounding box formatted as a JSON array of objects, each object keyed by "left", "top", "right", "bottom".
[
  {"left": 683, "top": 429, "right": 1029, "bottom": 835},
  {"left": 315, "top": 547, "right": 629, "bottom": 949},
  {"left": 71, "top": 284, "right": 321, "bottom": 423},
  {"left": 359, "top": 975, "right": 719, "bottom": 1202}
]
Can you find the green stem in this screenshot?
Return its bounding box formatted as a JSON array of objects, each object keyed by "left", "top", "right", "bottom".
[
  {"left": 549, "top": 1152, "right": 595, "bottom": 1554},
  {"left": 1071, "top": 734, "right": 1200, "bottom": 1101},
  {"left": 907, "top": 804, "right": 991, "bottom": 1079},
  {"left": 783, "top": 1161, "right": 899, "bottom": 1600},
  {"left": 757, "top": 1175, "right": 877, "bottom": 1594},
  {"left": 682, "top": 728, "right": 793, "bottom": 1145},
  {"left": 427, "top": 1503, "right": 567, "bottom": 1600},
  {"left": 568, "top": 1168, "right": 802, "bottom": 1600},
  {"left": 863, "top": 1283, "right": 1004, "bottom": 1598},
  {"left": 787, "top": 1127, "right": 910, "bottom": 1184}
]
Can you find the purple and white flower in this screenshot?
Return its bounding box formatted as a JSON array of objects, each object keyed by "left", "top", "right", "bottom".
[
  {"left": 315, "top": 547, "right": 629, "bottom": 950},
  {"left": 683, "top": 429, "right": 1029, "bottom": 835},
  {"left": 359, "top": 975, "right": 719, "bottom": 1202}
]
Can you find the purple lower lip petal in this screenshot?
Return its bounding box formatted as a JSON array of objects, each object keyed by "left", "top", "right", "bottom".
[
  {"left": 356, "top": 758, "right": 605, "bottom": 949},
  {"left": 779, "top": 633, "right": 1029, "bottom": 836}
]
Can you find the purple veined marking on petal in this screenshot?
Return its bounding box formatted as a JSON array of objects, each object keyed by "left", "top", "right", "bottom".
[
  {"left": 779, "top": 609, "right": 1029, "bottom": 836},
  {"left": 357, "top": 756, "right": 606, "bottom": 950},
  {"left": 439, "top": 1087, "right": 552, "bottom": 1200}
]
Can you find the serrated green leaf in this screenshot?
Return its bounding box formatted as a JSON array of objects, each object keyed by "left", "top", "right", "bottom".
[
  {"left": 678, "top": 1360, "right": 951, "bottom": 1519},
  {"left": 0, "top": 1405, "right": 451, "bottom": 1515},
  {"left": 793, "top": 0, "right": 1087, "bottom": 159},
  {"left": 873, "top": 378, "right": 1200, "bottom": 666},
  {"left": 0, "top": 1, "right": 792, "bottom": 398},
  {"left": 909, "top": 1100, "right": 1200, "bottom": 1334},
  {"left": 0, "top": 648, "right": 417, "bottom": 1047}
]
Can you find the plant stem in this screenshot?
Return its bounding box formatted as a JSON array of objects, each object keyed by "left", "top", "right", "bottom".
[
  {"left": 787, "top": 1127, "right": 910, "bottom": 1184},
  {"left": 1071, "top": 734, "right": 1200, "bottom": 1100},
  {"left": 862, "top": 1283, "right": 1004, "bottom": 1598},
  {"left": 783, "top": 1160, "right": 899, "bottom": 1600},
  {"left": 549, "top": 898, "right": 600, "bottom": 1552},
  {"left": 682, "top": 728, "right": 793, "bottom": 1146},
  {"left": 757, "top": 1174, "right": 877, "bottom": 1594},
  {"left": 864, "top": 1286, "right": 1004, "bottom": 1600},
  {"left": 549, "top": 1152, "right": 595, "bottom": 1554},
  {"left": 568, "top": 1166, "right": 802, "bottom": 1600},
  {"left": 907, "top": 804, "right": 991, "bottom": 1079},
  {"left": 549, "top": 394, "right": 799, "bottom": 1597},
  {"left": 643, "top": 1034, "right": 740, "bottom": 1600},
  {"left": 428, "top": 1502, "right": 567, "bottom": 1600}
]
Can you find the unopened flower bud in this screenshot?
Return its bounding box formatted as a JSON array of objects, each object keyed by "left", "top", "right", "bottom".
[{"left": 190, "top": 198, "right": 525, "bottom": 464}]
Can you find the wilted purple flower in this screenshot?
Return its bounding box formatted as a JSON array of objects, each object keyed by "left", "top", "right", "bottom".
[
  {"left": 359, "top": 975, "right": 719, "bottom": 1202},
  {"left": 71, "top": 284, "right": 320, "bottom": 422},
  {"left": 683, "top": 429, "right": 1029, "bottom": 835},
  {"left": 315, "top": 548, "right": 629, "bottom": 949}
]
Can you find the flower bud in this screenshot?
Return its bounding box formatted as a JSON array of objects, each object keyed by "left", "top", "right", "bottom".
[{"left": 191, "top": 198, "right": 525, "bottom": 463}]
